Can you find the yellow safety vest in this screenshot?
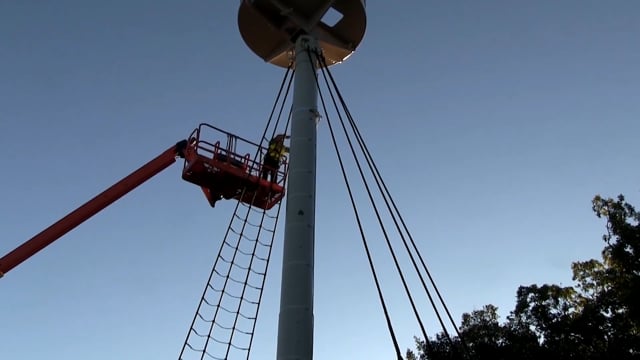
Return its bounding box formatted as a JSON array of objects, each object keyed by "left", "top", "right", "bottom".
[{"left": 268, "top": 140, "right": 288, "bottom": 159}]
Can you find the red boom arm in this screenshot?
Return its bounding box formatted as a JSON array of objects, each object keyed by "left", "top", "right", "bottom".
[{"left": 0, "top": 140, "right": 188, "bottom": 277}]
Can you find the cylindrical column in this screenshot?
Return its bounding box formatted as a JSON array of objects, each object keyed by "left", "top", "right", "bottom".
[{"left": 276, "top": 35, "right": 319, "bottom": 360}]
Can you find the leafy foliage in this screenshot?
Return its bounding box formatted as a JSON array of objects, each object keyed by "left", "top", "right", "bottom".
[{"left": 407, "top": 195, "right": 640, "bottom": 360}]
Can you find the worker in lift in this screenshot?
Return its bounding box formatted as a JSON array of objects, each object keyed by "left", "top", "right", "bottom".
[{"left": 261, "top": 134, "right": 290, "bottom": 182}]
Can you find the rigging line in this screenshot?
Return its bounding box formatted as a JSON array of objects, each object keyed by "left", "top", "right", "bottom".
[
  {"left": 212, "top": 269, "right": 262, "bottom": 290},
  {"left": 227, "top": 228, "right": 274, "bottom": 248},
  {"left": 231, "top": 225, "right": 253, "bottom": 241},
  {"left": 318, "top": 61, "right": 458, "bottom": 349},
  {"left": 222, "top": 238, "right": 242, "bottom": 251},
  {"left": 246, "top": 124, "right": 289, "bottom": 360},
  {"left": 198, "top": 191, "right": 260, "bottom": 360},
  {"left": 242, "top": 67, "right": 292, "bottom": 205},
  {"left": 226, "top": 244, "right": 262, "bottom": 258},
  {"left": 307, "top": 50, "right": 403, "bottom": 360},
  {"left": 185, "top": 342, "right": 204, "bottom": 352},
  {"left": 236, "top": 84, "right": 293, "bottom": 360},
  {"left": 257, "top": 238, "right": 274, "bottom": 247},
  {"left": 210, "top": 334, "right": 235, "bottom": 345},
  {"left": 228, "top": 342, "right": 250, "bottom": 351},
  {"left": 221, "top": 234, "right": 255, "bottom": 254},
  {"left": 207, "top": 283, "right": 224, "bottom": 292},
  {"left": 259, "top": 226, "right": 277, "bottom": 233},
  {"left": 214, "top": 321, "right": 254, "bottom": 336},
  {"left": 225, "top": 200, "right": 272, "bottom": 359},
  {"left": 215, "top": 303, "right": 256, "bottom": 320},
  {"left": 321, "top": 58, "right": 469, "bottom": 352},
  {"left": 197, "top": 312, "right": 214, "bottom": 323},
  {"left": 204, "top": 288, "right": 258, "bottom": 305},
  {"left": 227, "top": 70, "right": 293, "bottom": 360},
  {"left": 232, "top": 213, "right": 276, "bottom": 232},
  {"left": 207, "top": 282, "right": 263, "bottom": 296},
  {"left": 221, "top": 249, "right": 267, "bottom": 262},
  {"left": 259, "top": 66, "right": 293, "bottom": 148},
  {"left": 203, "top": 349, "right": 226, "bottom": 360},
  {"left": 241, "top": 297, "right": 260, "bottom": 306},
  {"left": 203, "top": 297, "right": 221, "bottom": 309},
  {"left": 223, "top": 259, "right": 266, "bottom": 274},
  {"left": 241, "top": 202, "right": 277, "bottom": 218},
  {"left": 234, "top": 327, "right": 254, "bottom": 336},
  {"left": 217, "top": 258, "right": 266, "bottom": 277},
  {"left": 191, "top": 328, "right": 210, "bottom": 338},
  {"left": 219, "top": 254, "right": 253, "bottom": 267},
  {"left": 313, "top": 53, "right": 435, "bottom": 354},
  {"left": 204, "top": 350, "right": 230, "bottom": 360},
  {"left": 193, "top": 305, "right": 256, "bottom": 322},
  {"left": 282, "top": 104, "right": 294, "bottom": 138},
  {"left": 253, "top": 254, "right": 269, "bottom": 262},
  {"left": 213, "top": 320, "right": 240, "bottom": 331},
  {"left": 235, "top": 217, "right": 262, "bottom": 229},
  {"left": 227, "top": 227, "right": 261, "bottom": 243},
  {"left": 276, "top": 69, "right": 294, "bottom": 135},
  {"left": 203, "top": 352, "right": 225, "bottom": 360},
  {"left": 180, "top": 68, "right": 291, "bottom": 360},
  {"left": 269, "top": 69, "right": 295, "bottom": 141},
  {"left": 178, "top": 195, "right": 246, "bottom": 359}
]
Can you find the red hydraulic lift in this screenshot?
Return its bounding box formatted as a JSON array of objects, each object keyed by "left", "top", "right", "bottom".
[{"left": 0, "top": 125, "right": 287, "bottom": 278}]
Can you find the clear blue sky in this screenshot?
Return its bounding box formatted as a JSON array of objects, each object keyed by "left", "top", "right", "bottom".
[{"left": 1, "top": 1, "right": 639, "bottom": 359}]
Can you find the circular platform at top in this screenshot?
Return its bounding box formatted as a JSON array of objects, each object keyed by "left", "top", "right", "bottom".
[{"left": 238, "top": 0, "right": 366, "bottom": 68}]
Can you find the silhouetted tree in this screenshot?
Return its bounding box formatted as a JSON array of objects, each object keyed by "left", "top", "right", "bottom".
[{"left": 406, "top": 195, "right": 640, "bottom": 360}]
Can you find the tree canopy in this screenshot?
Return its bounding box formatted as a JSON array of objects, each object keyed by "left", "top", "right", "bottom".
[{"left": 407, "top": 195, "right": 640, "bottom": 360}]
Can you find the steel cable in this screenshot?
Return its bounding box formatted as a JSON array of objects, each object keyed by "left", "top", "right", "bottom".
[
  {"left": 319, "top": 55, "right": 471, "bottom": 358},
  {"left": 307, "top": 49, "right": 404, "bottom": 360},
  {"left": 179, "top": 68, "right": 293, "bottom": 360}
]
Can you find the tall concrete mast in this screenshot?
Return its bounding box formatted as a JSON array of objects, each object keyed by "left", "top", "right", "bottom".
[{"left": 238, "top": 1, "right": 366, "bottom": 358}]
